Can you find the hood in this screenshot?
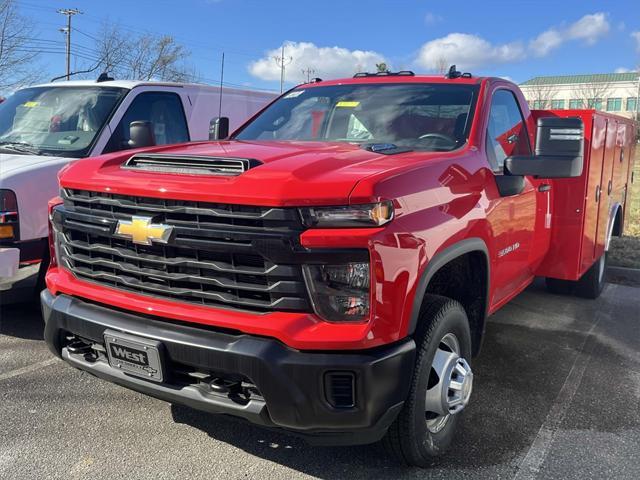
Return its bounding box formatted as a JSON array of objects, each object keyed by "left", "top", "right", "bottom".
[
  {"left": 0, "top": 153, "right": 68, "bottom": 176},
  {"left": 60, "top": 140, "right": 436, "bottom": 206}
]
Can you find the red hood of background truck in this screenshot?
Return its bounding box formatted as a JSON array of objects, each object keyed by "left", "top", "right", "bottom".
[{"left": 59, "top": 140, "right": 435, "bottom": 206}]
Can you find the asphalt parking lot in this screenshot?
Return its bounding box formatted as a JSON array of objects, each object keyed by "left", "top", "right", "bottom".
[{"left": 1, "top": 278, "right": 639, "bottom": 480}]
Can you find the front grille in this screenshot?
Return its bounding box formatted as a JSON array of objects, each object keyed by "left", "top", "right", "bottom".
[{"left": 55, "top": 189, "right": 311, "bottom": 313}]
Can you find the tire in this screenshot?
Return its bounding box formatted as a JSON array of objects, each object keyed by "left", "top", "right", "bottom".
[
  {"left": 34, "top": 250, "right": 50, "bottom": 298},
  {"left": 545, "top": 277, "right": 575, "bottom": 295},
  {"left": 575, "top": 253, "right": 607, "bottom": 299},
  {"left": 383, "top": 294, "right": 473, "bottom": 467}
]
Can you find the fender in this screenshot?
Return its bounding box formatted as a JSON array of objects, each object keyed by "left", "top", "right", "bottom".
[
  {"left": 604, "top": 202, "right": 623, "bottom": 252},
  {"left": 407, "top": 237, "right": 491, "bottom": 338}
]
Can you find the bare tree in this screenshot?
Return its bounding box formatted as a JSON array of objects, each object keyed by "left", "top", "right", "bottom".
[
  {"left": 128, "top": 34, "right": 192, "bottom": 81},
  {"left": 94, "top": 22, "right": 130, "bottom": 77},
  {"left": 94, "top": 24, "right": 196, "bottom": 82},
  {"left": 0, "top": 0, "right": 41, "bottom": 89},
  {"left": 524, "top": 82, "right": 556, "bottom": 109},
  {"left": 577, "top": 81, "right": 612, "bottom": 110}
]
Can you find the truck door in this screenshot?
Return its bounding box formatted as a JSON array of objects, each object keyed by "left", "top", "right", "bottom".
[
  {"left": 484, "top": 89, "right": 539, "bottom": 303},
  {"left": 95, "top": 87, "right": 192, "bottom": 155}
]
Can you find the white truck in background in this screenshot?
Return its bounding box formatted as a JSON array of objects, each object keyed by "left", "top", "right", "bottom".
[{"left": 0, "top": 79, "right": 276, "bottom": 295}]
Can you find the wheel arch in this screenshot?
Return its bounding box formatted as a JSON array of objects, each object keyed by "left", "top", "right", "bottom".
[
  {"left": 605, "top": 202, "right": 623, "bottom": 251},
  {"left": 407, "top": 238, "right": 490, "bottom": 357}
]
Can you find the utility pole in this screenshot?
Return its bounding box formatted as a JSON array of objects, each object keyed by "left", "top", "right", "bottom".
[
  {"left": 301, "top": 67, "right": 316, "bottom": 83},
  {"left": 57, "top": 8, "right": 82, "bottom": 81},
  {"left": 273, "top": 45, "right": 292, "bottom": 93}
]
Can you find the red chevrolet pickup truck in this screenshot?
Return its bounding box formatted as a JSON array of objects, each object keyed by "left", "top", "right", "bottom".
[{"left": 42, "top": 68, "right": 636, "bottom": 466}]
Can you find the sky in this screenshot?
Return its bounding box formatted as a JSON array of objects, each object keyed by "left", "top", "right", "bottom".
[{"left": 15, "top": 0, "right": 640, "bottom": 92}]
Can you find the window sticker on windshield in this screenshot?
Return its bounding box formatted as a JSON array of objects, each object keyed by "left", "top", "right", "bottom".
[
  {"left": 336, "top": 101, "right": 360, "bottom": 108},
  {"left": 23, "top": 101, "right": 39, "bottom": 107},
  {"left": 284, "top": 90, "right": 304, "bottom": 98}
]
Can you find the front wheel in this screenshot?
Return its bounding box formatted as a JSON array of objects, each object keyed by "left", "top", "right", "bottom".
[{"left": 383, "top": 294, "right": 473, "bottom": 467}]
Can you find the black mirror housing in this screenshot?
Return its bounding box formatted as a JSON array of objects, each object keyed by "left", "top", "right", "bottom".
[
  {"left": 209, "top": 117, "right": 230, "bottom": 140},
  {"left": 505, "top": 117, "right": 584, "bottom": 178},
  {"left": 128, "top": 121, "right": 156, "bottom": 149}
]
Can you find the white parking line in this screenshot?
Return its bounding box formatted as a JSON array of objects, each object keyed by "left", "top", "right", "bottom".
[
  {"left": 513, "top": 288, "right": 615, "bottom": 480},
  {"left": 0, "top": 358, "right": 58, "bottom": 382}
]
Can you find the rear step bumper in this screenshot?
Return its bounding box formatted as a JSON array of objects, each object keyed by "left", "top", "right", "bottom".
[{"left": 41, "top": 290, "right": 415, "bottom": 446}]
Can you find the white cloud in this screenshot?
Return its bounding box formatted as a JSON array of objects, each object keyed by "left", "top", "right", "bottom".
[
  {"left": 415, "top": 33, "right": 525, "bottom": 71},
  {"left": 424, "top": 12, "right": 443, "bottom": 25},
  {"left": 567, "top": 13, "right": 610, "bottom": 44},
  {"left": 248, "top": 42, "right": 386, "bottom": 82},
  {"left": 529, "top": 29, "right": 563, "bottom": 57},
  {"left": 529, "top": 12, "right": 610, "bottom": 57},
  {"left": 632, "top": 31, "right": 640, "bottom": 52}
]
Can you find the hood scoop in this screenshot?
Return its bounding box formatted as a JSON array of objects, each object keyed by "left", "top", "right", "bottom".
[{"left": 123, "top": 153, "right": 261, "bottom": 176}]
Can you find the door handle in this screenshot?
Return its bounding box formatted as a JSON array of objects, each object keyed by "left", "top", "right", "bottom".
[
  {"left": 595, "top": 185, "right": 601, "bottom": 202},
  {"left": 507, "top": 134, "right": 519, "bottom": 144},
  {"left": 607, "top": 180, "right": 612, "bottom": 195},
  {"left": 538, "top": 184, "right": 551, "bottom": 192}
]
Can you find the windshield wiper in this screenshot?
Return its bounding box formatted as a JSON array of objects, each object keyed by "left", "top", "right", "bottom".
[{"left": 0, "top": 141, "right": 43, "bottom": 155}]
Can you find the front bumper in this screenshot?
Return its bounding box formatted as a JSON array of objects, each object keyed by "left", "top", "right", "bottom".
[
  {"left": 0, "top": 238, "right": 47, "bottom": 285},
  {"left": 41, "top": 290, "right": 416, "bottom": 445},
  {"left": 0, "top": 247, "right": 19, "bottom": 278}
]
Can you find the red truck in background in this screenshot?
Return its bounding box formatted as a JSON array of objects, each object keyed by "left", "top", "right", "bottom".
[{"left": 41, "top": 68, "right": 636, "bottom": 467}]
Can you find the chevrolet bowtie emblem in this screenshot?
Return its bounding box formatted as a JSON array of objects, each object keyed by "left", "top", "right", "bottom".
[{"left": 115, "top": 216, "right": 173, "bottom": 246}]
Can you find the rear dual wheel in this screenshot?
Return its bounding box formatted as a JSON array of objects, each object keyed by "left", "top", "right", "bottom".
[{"left": 383, "top": 295, "right": 473, "bottom": 467}]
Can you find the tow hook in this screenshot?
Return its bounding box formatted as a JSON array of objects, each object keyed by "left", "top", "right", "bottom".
[{"left": 209, "top": 377, "right": 240, "bottom": 394}]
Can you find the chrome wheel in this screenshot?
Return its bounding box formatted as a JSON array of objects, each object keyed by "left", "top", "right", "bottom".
[{"left": 425, "top": 332, "right": 473, "bottom": 434}]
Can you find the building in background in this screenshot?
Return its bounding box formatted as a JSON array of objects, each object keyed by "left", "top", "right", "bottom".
[{"left": 519, "top": 72, "right": 640, "bottom": 121}]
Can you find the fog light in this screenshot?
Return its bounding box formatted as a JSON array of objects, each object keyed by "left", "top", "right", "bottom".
[{"left": 303, "top": 262, "right": 370, "bottom": 322}]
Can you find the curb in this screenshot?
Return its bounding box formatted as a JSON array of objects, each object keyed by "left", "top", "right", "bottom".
[{"left": 606, "top": 265, "right": 640, "bottom": 287}]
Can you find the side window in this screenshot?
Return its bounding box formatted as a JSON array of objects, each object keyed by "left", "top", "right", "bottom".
[
  {"left": 104, "top": 91, "right": 189, "bottom": 153},
  {"left": 486, "top": 90, "right": 531, "bottom": 173}
]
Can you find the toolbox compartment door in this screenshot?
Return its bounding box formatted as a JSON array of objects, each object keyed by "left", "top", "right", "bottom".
[{"left": 593, "top": 119, "right": 617, "bottom": 262}]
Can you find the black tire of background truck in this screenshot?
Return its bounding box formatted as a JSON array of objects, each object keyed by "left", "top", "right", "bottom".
[
  {"left": 382, "top": 294, "right": 472, "bottom": 467},
  {"left": 34, "top": 250, "right": 50, "bottom": 298},
  {"left": 545, "top": 277, "right": 575, "bottom": 295},
  {"left": 575, "top": 252, "right": 607, "bottom": 299}
]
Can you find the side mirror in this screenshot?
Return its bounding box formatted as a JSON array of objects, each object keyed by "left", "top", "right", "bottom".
[
  {"left": 128, "top": 121, "right": 156, "bottom": 149},
  {"left": 505, "top": 117, "right": 584, "bottom": 178},
  {"left": 209, "top": 116, "right": 230, "bottom": 140}
]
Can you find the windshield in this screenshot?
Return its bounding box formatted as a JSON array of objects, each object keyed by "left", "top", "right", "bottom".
[
  {"left": 235, "top": 83, "right": 479, "bottom": 152},
  {"left": 0, "top": 86, "right": 127, "bottom": 158}
]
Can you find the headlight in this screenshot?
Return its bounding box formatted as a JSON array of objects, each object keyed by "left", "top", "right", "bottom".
[
  {"left": 0, "top": 189, "right": 18, "bottom": 240},
  {"left": 303, "top": 262, "right": 370, "bottom": 322},
  {"left": 48, "top": 197, "right": 64, "bottom": 267},
  {"left": 299, "top": 201, "right": 393, "bottom": 228}
]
